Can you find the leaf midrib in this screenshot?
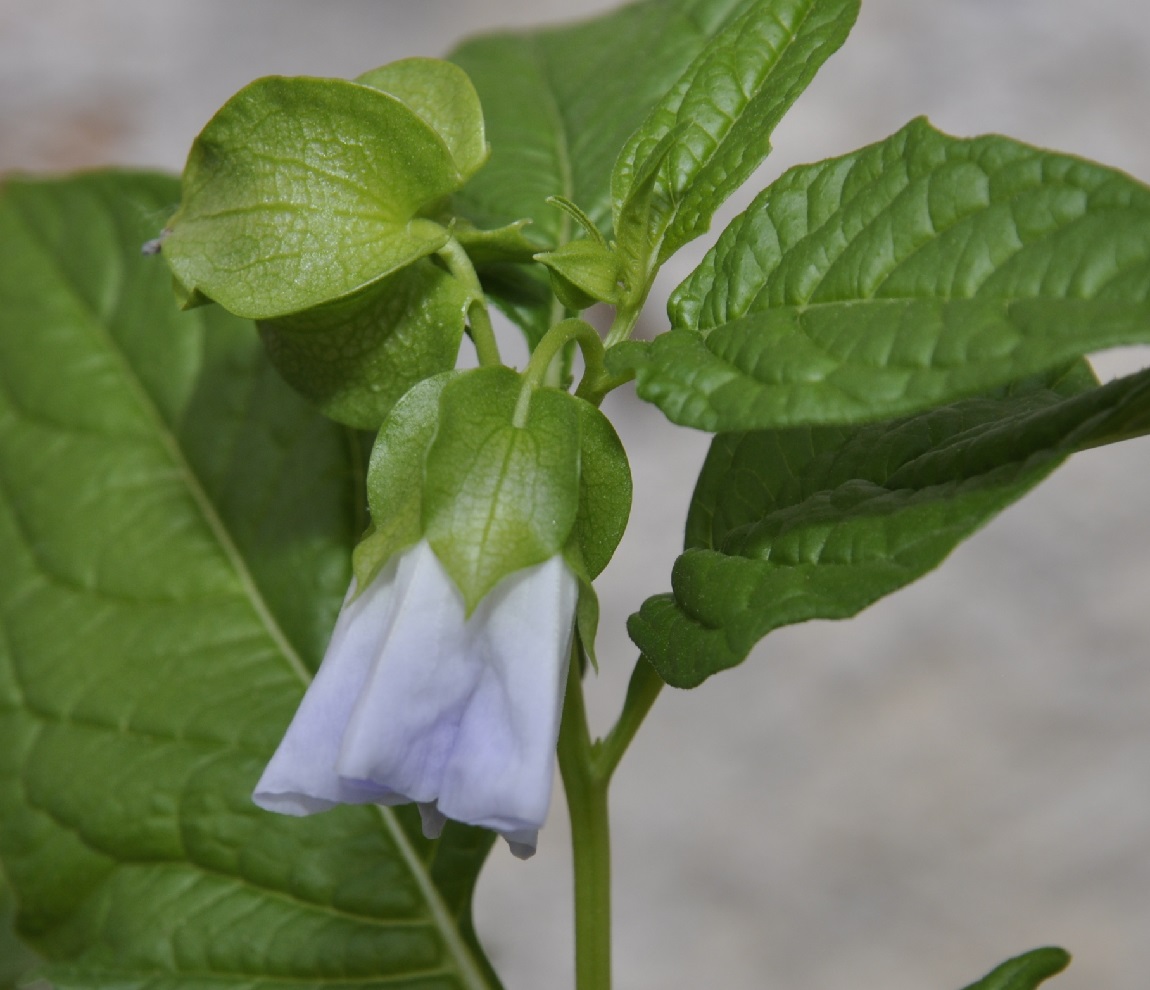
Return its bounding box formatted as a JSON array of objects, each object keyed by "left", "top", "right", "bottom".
[
  {"left": 529, "top": 35, "right": 575, "bottom": 330},
  {"left": 8, "top": 206, "right": 313, "bottom": 687}
]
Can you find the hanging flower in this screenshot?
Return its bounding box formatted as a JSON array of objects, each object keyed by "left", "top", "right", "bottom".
[{"left": 253, "top": 539, "right": 578, "bottom": 859}]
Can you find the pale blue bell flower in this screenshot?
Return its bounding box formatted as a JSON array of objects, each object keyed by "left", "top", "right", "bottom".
[{"left": 253, "top": 539, "right": 578, "bottom": 858}]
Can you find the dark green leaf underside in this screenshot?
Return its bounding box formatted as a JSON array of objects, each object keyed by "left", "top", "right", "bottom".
[{"left": 0, "top": 173, "right": 499, "bottom": 988}]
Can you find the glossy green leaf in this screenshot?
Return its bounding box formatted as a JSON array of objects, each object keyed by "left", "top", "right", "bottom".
[
  {"left": 613, "top": 118, "right": 1150, "bottom": 432},
  {"left": 356, "top": 58, "right": 488, "bottom": 181},
  {"left": 960, "top": 948, "right": 1070, "bottom": 990},
  {"left": 448, "top": 0, "right": 782, "bottom": 334},
  {"left": 163, "top": 76, "right": 460, "bottom": 320},
  {"left": 630, "top": 358, "right": 1150, "bottom": 686},
  {"left": 611, "top": 0, "right": 859, "bottom": 285},
  {"left": 423, "top": 368, "right": 581, "bottom": 612},
  {"left": 0, "top": 173, "right": 501, "bottom": 988},
  {"left": 450, "top": 0, "right": 746, "bottom": 240},
  {"left": 258, "top": 260, "right": 469, "bottom": 430}
]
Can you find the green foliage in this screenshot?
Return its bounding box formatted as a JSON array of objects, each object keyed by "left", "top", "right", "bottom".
[
  {"left": 258, "top": 261, "right": 470, "bottom": 430},
  {"left": 450, "top": 0, "right": 761, "bottom": 243},
  {"left": 610, "top": 0, "right": 859, "bottom": 295},
  {"left": 959, "top": 948, "right": 1071, "bottom": 990},
  {"left": 535, "top": 237, "right": 623, "bottom": 311},
  {"left": 0, "top": 872, "right": 39, "bottom": 988},
  {"left": 163, "top": 75, "right": 463, "bottom": 319},
  {"left": 6, "top": 0, "right": 1150, "bottom": 983},
  {"left": 450, "top": 0, "right": 848, "bottom": 337},
  {"left": 612, "top": 118, "right": 1150, "bottom": 432},
  {"left": 631, "top": 360, "right": 1150, "bottom": 686},
  {"left": 0, "top": 173, "right": 500, "bottom": 989}
]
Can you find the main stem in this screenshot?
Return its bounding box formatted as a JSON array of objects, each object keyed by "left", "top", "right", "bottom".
[{"left": 558, "top": 652, "right": 612, "bottom": 990}]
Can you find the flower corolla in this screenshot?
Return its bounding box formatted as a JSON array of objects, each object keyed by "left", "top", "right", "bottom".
[{"left": 254, "top": 539, "right": 577, "bottom": 858}]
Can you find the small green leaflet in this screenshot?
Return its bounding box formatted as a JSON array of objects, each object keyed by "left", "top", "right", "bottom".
[
  {"left": 630, "top": 360, "right": 1150, "bottom": 687},
  {"left": 959, "top": 948, "right": 1070, "bottom": 990},
  {"left": 0, "top": 173, "right": 501, "bottom": 989},
  {"left": 611, "top": 118, "right": 1150, "bottom": 433}
]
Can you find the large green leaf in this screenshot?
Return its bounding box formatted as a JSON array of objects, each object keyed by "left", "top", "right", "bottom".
[
  {"left": 630, "top": 359, "right": 1150, "bottom": 687},
  {"left": 612, "top": 118, "right": 1150, "bottom": 432},
  {"left": 0, "top": 173, "right": 501, "bottom": 988},
  {"left": 960, "top": 948, "right": 1070, "bottom": 990},
  {"left": 448, "top": 0, "right": 784, "bottom": 335},
  {"left": 611, "top": 0, "right": 859, "bottom": 287}
]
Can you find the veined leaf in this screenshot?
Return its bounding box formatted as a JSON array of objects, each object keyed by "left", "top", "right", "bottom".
[
  {"left": 448, "top": 0, "right": 776, "bottom": 335},
  {"left": 630, "top": 359, "right": 1150, "bottom": 687},
  {"left": 613, "top": 118, "right": 1150, "bottom": 432},
  {"left": 611, "top": 0, "right": 859, "bottom": 286},
  {"left": 0, "top": 173, "right": 501, "bottom": 988},
  {"left": 451, "top": 0, "right": 758, "bottom": 242}
]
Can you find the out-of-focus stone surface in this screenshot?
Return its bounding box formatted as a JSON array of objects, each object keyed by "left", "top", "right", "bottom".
[{"left": 4, "top": 3, "right": 1150, "bottom": 989}]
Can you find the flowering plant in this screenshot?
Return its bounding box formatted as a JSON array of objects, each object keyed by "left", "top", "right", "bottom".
[{"left": 1, "top": 2, "right": 1149, "bottom": 989}]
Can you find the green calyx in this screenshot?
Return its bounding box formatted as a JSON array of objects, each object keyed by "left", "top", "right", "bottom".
[
  {"left": 357, "top": 366, "right": 631, "bottom": 615},
  {"left": 158, "top": 58, "right": 499, "bottom": 430},
  {"left": 536, "top": 238, "right": 623, "bottom": 311},
  {"left": 161, "top": 59, "right": 489, "bottom": 324}
]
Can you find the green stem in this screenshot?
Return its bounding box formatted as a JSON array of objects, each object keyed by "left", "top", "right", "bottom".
[
  {"left": 466, "top": 299, "right": 502, "bottom": 368},
  {"left": 558, "top": 648, "right": 612, "bottom": 990},
  {"left": 519, "top": 317, "right": 631, "bottom": 411},
  {"left": 595, "top": 657, "right": 663, "bottom": 781},
  {"left": 437, "top": 238, "right": 502, "bottom": 367}
]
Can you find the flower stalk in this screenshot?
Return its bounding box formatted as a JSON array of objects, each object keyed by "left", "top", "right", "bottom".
[
  {"left": 436, "top": 238, "right": 502, "bottom": 367},
  {"left": 557, "top": 646, "right": 613, "bottom": 990}
]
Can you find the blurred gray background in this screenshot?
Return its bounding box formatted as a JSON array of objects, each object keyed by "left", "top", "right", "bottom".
[{"left": 3, "top": 2, "right": 1150, "bottom": 988}]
